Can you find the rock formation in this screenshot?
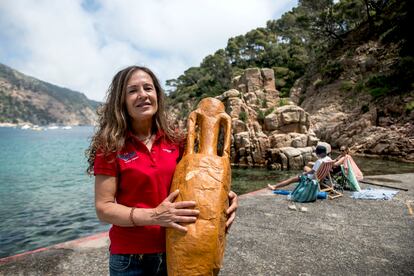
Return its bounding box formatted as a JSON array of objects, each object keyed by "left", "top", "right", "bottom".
[
  {"left": 217, "top": 68, "right": 320, "bottom": 170},
  {"left": 170, "top": 62, "right": 413, "bottom": 168},
  {"left": 296, "top": 41, "right": 414, "bottom": 162}
]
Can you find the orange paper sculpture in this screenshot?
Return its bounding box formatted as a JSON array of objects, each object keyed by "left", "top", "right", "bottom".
[{"left": 166, "top": 97, "right": 232, "bottom": 276}]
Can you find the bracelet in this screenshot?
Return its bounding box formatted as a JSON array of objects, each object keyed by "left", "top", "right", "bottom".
[{"left": 129, "top": 207, "right": 138, "bottom": 227}]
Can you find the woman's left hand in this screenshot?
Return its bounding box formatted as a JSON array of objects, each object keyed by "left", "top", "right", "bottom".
[{"left": 226, "top": 191, "right": 238, "bottom": 233}]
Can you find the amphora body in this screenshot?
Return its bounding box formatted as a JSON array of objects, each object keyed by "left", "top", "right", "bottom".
[{"left": 166, "top": 97, "right": 232, "bottom": 276}]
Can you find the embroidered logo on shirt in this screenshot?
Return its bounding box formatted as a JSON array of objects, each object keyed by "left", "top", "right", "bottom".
[
  {"left": 117, "top": 152, "right": 138, "bottom": 162},
  {"left": 162, "top": 148, "right": 175, "bottom": 153}
]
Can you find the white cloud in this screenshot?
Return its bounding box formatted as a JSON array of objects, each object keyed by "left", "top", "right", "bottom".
[{"left": 0, "top": 0, "right": 296, "bottom": 101}]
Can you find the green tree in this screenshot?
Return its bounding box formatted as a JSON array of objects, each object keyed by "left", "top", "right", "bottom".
[{"left": 166, "top": 0, "right": 405, "bottom": 105}]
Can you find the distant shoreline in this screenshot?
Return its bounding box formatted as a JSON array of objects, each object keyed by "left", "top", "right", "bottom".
[
  {"left": 0, "top": 123, "right": 95, "bottom": 128},
  {"left": 0, "top": 123, "right": 19, "bottom": 127}
]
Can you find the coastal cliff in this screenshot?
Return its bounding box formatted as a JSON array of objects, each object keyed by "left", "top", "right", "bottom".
[
  {"left": 0, "top": 63, "right": 98, "bottom": 126},
  {"left": 167, "top": 0, "right": 413, "bottom": 164},
  {"left": 169, "top": 68, "right": 321, "bottom": 170},
  {"left": 294, "top": 40, "right": 414, "bottom": 162},
  {"left": 291, "top": 1, "right": 414, "bottom": 162}
]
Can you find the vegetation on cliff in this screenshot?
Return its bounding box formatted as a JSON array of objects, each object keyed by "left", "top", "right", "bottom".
[
  {"left": 167, "top": 0, "right": 413, "bottom": 118},
  {"left": 0, "top": 63, "right": 99, "bottom": 125}
]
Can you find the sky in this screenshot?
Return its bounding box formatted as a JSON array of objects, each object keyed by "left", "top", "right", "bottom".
[{"left": 0, "top": 0, "right": 297, "bottom": 101}]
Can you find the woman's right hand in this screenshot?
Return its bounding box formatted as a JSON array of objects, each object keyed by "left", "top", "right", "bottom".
[{"left": 152, "top": 189, "right": 199, "bottom": 232}]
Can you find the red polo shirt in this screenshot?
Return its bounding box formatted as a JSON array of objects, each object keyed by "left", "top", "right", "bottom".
[{"left": 94, "top": 131, "right": 181, "bottom": 254}]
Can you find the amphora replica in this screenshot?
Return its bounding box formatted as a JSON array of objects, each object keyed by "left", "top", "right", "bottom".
[{"left": 166, "top": 97, "right": 232, "bottom": 276}]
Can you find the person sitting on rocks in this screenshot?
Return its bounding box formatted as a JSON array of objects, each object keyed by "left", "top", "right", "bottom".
[
  {"left": 332, "top": 146, "right": 363, "bottom": 180},
  {"left": 267, "top": 145, "right": 332, "bottom": 190}
]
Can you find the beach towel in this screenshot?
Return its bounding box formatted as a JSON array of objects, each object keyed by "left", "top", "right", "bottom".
[
  {"left": 351, "top": 188, "right": 398, "bottom": 200},
  {"left": 341, "top": 159, "right": 362, "bottom": 192},
  {"left": 290, "top": 175, "right": 320, "bottom": 203},
  {"left": 273, "top": 189, "right": 328, "bottom": 199},
  {"left": 343, "top": 155, "right": 363, "bottom": 181}
]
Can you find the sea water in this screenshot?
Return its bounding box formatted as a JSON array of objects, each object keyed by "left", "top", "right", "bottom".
[
  {"left": 0, "top": 126, "right": 413, "bottom": 258},
  {"left": 0, "top": 126, "right": 109, "bottom": 258}
]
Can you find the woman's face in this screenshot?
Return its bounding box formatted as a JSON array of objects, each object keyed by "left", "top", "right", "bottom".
[{"left": 125, "top": 69, "right": 158, "bottom": 124}]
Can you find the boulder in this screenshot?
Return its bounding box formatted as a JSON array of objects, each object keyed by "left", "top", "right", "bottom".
[
  {"left": 244, "top": 92, "right": 258, "bottom": 106},
  {"left": 216, "top": 89, "right": 240, "bottom": 101},
  {"left": 219, "top": 67, "right": 330, "bottom": 168},
  {"left": 251, "top": 121, "right": 262, "bottom": 132},
  {"left": 232, "top": 119, "right": 247, "bottom": 134},
  {"left": 261, "top": 68, "right": 276, "bottom": 91},
  {"left": 244, "top": 68, "right": 262, "bottom": 92},
  {"left": 278, "top": 147, "right": 306, "bottom": 170},
  {"left": 307, "top": 136, "right": 319, "bottom": 147},
  {"left": 264, "top": 113, "right": 280, "bottom": 131},
  {"left": 269, "top": 133, "right": 292, "bottom": 148},
  {"left": 264, "top": 105, "right": 310, "bottom": 134},
  {"left": 225, "top": 97, "right": 244, "bottom": 119},
  {"left": 280, "top": 152, "right": 288, "bottom": 170},
  {"left": 291, "top": 155, "right": 304, "bottom": 170},
  {"left": 281, "top": 110, "right": 300, "bottom": 125},
  {"left": 290, "top": 133, "right": 308, "bottom": 148},
  {"left": 234, "top": 132, "right": 251, "bottom": 149},
  {"left": 280, "top": 147, "right": 302, "bottom": 157}
]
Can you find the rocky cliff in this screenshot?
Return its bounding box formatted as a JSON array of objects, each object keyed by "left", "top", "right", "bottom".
[
  {"left": 0, "top": 63, "right": 99, "bottom": 126},
  {"left": 169, "top": 65, "right": 413, "bottom": 168},
  {"left": 170, "top": 68, "right": 323, "bottom": 170},
  {"left": 166, "top": 0, "right": 413, "bottom": 165},
  {"left": 293, "top": 41, "right": 414, "bottom": 162}
]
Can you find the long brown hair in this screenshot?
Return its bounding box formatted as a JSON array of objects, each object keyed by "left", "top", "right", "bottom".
[{"left": 86, "top": 66, "right": 181, "bottom": 174}]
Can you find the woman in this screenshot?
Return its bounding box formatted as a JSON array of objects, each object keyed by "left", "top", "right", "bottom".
[
  {"left": 333, "top": 146, "right": 363, "bottom": 180},
  {"left": 333, "top": 146, "right": 349, "bottom": 163},
  {"left": 86, "top": 66, "right": 238, "bottom": 275}
]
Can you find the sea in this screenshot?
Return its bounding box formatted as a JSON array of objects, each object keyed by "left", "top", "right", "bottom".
[
  {"left": 0, "top": 126, "right": 108, "bottom": 259},
  {"left": 0, "top": 126, "right": 413, "bottom": 258}
]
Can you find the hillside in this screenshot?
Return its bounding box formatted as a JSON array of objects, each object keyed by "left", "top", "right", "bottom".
[
  {"left": 0, "top": 63, "right": 99, "bottom": 125},
  {"left": 294, "top": 38, "right": 414, "bottom": 161},
  {"left": 292, "top": 0, "right": 414, "bottom": 161},
  {"left": 166, "top": 0, "right": 414, "bottom": 163}
]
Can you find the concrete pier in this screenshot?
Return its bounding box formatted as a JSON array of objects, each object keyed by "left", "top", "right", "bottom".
[{"left": 1, "top": 173, "right": 413, "bottom": 275}]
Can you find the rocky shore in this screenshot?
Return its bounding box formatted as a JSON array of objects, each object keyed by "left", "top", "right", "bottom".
[
  {"left": 295, "top": 40, "right": 414, "bottom": 163},
  {"left": 171, "top": 64, "right": 413, "bottom": 168}
]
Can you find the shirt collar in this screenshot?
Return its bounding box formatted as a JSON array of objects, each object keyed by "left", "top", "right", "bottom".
[{"left": 126, "top": 129, "right": 165, "bottom": 143}]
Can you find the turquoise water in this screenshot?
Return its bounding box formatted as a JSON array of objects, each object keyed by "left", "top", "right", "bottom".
[
  {"left": 0, "top": 126, "right": 109, "bottom": 258},
  {"left": 0, "top": 126, "right": 413, "bottom": 258}
]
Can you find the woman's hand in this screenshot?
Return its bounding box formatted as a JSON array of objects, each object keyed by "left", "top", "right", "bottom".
[
  {"left": 226, "top": 191, "right": 238, "bottom": 233},
  {"left": 153, "top": 189, "right": 238, "bottom": 233},
  {"left": 152, "top": 189, "right": 199, "bottom": 232}
]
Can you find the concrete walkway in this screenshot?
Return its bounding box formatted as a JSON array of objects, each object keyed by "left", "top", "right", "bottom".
[{"left": 1, "top": 173, "right": 413, "bottom": 276}]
